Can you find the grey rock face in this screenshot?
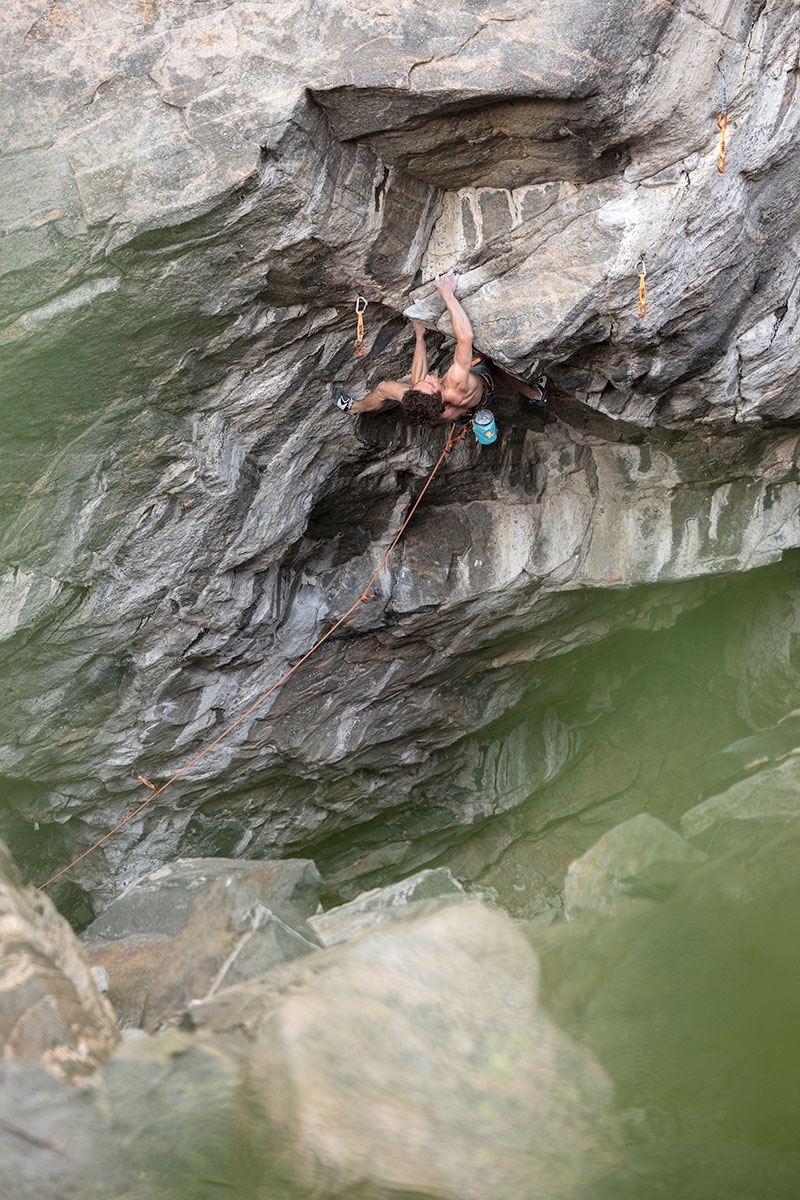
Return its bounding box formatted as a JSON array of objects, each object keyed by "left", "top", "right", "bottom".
[
  {"left": 80, "top": 857, "right": 322, "bottom": 1029},
  {"left": 1, "top": 0, "right": 800, "bottom": 908}
]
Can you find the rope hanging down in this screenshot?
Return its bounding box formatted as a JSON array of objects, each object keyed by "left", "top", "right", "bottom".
[
  {"left": 37, "top": 422, "right": 466, "bottom": 891},
  {"left": 636, "top": 253, "right": 647, "bottom": 320},
  {"left": 354, "top": 295, "right": 368, "bottom": 357},
  {"left": 716, "top": 57, "right": 728, "bottom": 174}
]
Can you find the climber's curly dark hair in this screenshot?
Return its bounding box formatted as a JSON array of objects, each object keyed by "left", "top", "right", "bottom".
[{"left": 401, "top": 388, "right": 445, "bottom": 424}]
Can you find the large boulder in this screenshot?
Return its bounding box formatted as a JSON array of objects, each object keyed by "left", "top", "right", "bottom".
[
  {"left": 0, "top": 840, "right": 117, "bottom": 1081},
  {"left": 0, "top": 1031, "right": 246, "bottom": 1200},
  {"left": 528, "top": 817, "right": 800, "bottom": 1196},
  {"left": 699, "top": 710, "right": 800, "bottom": 792},
  {"left": 195, "top": 900, "right": 620, "bottom": 1200},
  {"left": 81, "top": 857, "right": 322, "bottom": 1029},
  {"left": 682, "top": 755, "right": 800, "bottom": 849},
  {"left": 308, "top": 865, "right": 466, "bottom": 945},
  {"left": 564, "top": 813, "right": 707, "bottom": 917}
]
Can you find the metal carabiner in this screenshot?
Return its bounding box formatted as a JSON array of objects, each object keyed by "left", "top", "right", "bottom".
[
  {"left": 716, "top": 55, "right": 728, "bottom": 118},
  {"left": 635, "top": 254, "right": 647, "bottom": 320}
]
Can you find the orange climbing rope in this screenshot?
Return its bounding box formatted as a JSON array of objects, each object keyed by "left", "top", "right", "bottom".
[
  {"left": 354, "top": 296, "right": 368, "bottom": 357},
  {"left": 38, "top": 422, "right": 465, "bottom": 891},
  {"left": 636, "top": 254, "right": 647, "bottom": 320}
]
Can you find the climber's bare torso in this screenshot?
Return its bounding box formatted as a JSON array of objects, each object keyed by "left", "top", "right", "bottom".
[
  {"left": 411, "top": 368, "right": 487, "bottom": 422},
  {"left": 350, "top": 273, "right": 486, "bottom": 423}
]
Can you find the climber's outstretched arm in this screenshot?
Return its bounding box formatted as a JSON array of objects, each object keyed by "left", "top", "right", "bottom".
[
  {"left": 350, "top": 379, "right": 407, "bottom": 413},
  {"left": 436, "top": 272, "right": 474, "bottom": 385},
  {"left": 410, "top": 321, "right": 428, "bottom": 385}
]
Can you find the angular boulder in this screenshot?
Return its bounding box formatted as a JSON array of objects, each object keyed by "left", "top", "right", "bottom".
[
  {"left": 234, "top": 902, "right": 620, "bottom": 1200},
  {"left": 308, "top": 865, "right": 465, "bottom": 946},
  {"left": 529, "top": 819, "right": 800, "bottom": 1194},
  {"left": 0, "top": 840, "right": 117, "bottom": 1081},
  {"left": 81, "top": 856, "right": 322, "bottom": 1029},
  {"left": 564, "top": 813, "right": 707, "bottom": 917},
  {"left": 0, "top": 1031, "right": 245, "bottom": 1200},
  {"left": 682, "top": 756, "right": 800, "bottom": 846}
]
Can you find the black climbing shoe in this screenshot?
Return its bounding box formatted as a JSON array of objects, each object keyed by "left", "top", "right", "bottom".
[
  {"left": 331, "top": 385, "right": 355, "bottom": 413},
  {"left": 528, "top": 373, "right": 548, "bottom": 410}
]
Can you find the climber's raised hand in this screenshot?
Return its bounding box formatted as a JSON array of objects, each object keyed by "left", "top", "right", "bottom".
[{"left": 435, "top": 271, "right": 458, "bottom": 298}]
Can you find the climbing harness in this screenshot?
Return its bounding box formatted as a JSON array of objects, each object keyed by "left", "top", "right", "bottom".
[
  {"left": 636, "top": 253, "right": 647, "bottom": 320},
  {"left": 716, "top": 57, "right": 728, "bottom": 174},
  {"left": 38, "top": 422, "right": 467, "bottom": 891},
  {"left": 354, "top": 295, "right": 368, "bottom": 357}
]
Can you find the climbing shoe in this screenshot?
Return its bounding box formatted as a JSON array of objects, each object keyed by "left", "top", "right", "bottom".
[
  {"left": 331, "top": 385, "right": 355, "bottom": 413},
  {"left": 528, "top": 373, "right": 548, "bottom": 411}
]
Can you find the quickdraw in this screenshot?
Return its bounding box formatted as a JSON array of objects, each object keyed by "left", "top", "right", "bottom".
[
  {"left": 636, "top": 254, "right": 647, "bottom": 321},
  {"left": 716, "top": 57, "right": 728, "bottom": 174},
  {"left": 355, "top": 295, "right": 368, "bottom": 357},
  {"left": 716, "top": 113, "right": 728, "bottom": 175}
]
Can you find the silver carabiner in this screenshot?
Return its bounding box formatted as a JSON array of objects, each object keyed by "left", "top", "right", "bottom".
[{"left": 716, "top": 55, "right": 728, "bottom": 117}]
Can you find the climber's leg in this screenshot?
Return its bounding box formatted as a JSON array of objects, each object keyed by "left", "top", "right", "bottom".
[
  {"left": 493, "top": 365, "right": 548, "bottom": 406},
  {"left": 352, "top": 380, "right": 407, "bottom": 413},
  {"left": 331, "top": 380, "right": 408, "bottom": 414}
]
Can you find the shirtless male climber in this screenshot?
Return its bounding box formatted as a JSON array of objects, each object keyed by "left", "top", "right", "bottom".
[{"left": 330, "top": 272, "right": 547, "bottom": 426}]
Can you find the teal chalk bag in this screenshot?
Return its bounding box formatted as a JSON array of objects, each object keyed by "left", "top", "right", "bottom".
[{"left": 472, "top": 407, "right": 497, "bottom": 444}]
